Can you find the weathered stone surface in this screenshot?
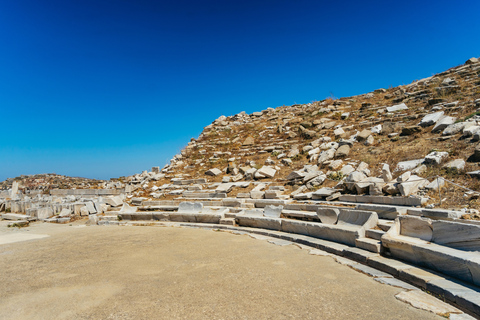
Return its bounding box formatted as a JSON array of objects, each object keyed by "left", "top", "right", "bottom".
[
  {"left": 356, "top": 129, "right": 372, "bottom": 141},
  {"left": 401, "top": 126, "right": 421, "bottom": 136},
  {"left": 424, "top": 151, "right": 449, "bottom": 165},
  {"left": 312, "top": 187, "right": 337, "bottom": 199},
  {"left": 257, "top": 166, "right": 276, "bottom": 178},
  {"left": 395, "top": 290, "right": 462, "bottom": 316},
  {"left": 398, "top": 175, "right": 428, "bottom": 196},
  {"left": 432, "top": 220, "right": 480, "bottom": 251},
  {"left": 432, "top": 116, "right": 456, "bottom": 133},
  {"left": 399, "top": 216, "right": 433, "bottom": 241},
  {"left": 387, "top": 103, "right": 408, "bottom": 112},
  {"left": 396, "top": 171, "right": 411, "bottom": 183},
  {"left": 318, "top": 149, "right": 335, "bottom": 164},
  {"left": 396, "top": 159, "right": 424, "bottom": 171},
  {"left": 58, "top": 208, "right": 72, "bottom": 217},
  {"left": 444, "top": 159, "right": 465, "bottom": 171},
  {"left": 105, "top": 196, "right": 123, "bottom": 207},
  {"left": 345, "top": 171, "right": 367, "bottom": 191},
  {"left": 316, "top": 208, "right": 340, "bottom": 225},
  {"left": 354, "top": 177, "right": 383, "bottom": 195},
  {"left": 418, "top": 111, "right": 444, "bottom": 127},
  {"left": 335, "top": 144, "right": 350, "bottom": 158},
  {"left": 443, "top": 122, "right": 469, "bottom": 136},
  {"left": 339, "top": 164, "right": 355, "bottom": 176},
  {"left": 205, "top": 168, "right": 222, "bottom": 176},
  {"left": 382, "top": 164, "right": 392, "bottom": 182},
  {"left": 263, "top": 205, "right": 283, "bottom": 218},
  {"left": 242, "top": 136, "right": 254, "bottom": 146},
  {"left": 178, "top": 201, "right": 203, "bottom": 213}
]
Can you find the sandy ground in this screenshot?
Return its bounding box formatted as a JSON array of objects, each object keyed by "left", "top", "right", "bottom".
[{"left": 0, "top": 221, "right": 441, "bottom": 320}]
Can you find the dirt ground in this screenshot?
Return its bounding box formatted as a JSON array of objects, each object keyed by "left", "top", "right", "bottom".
[{"left": 0, "top": 221, "right": 441, "bottom": 320}]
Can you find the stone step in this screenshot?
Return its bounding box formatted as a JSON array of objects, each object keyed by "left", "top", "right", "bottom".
[
  {"left": 339, "top": 194, "right": 427, "bottom": 207},
  {"left": 1, "top": 213, "right": 31, "bottom": 221},
  {"left": 355, "top": 237, "right": 382, "bottom": 253},
  {"left": 378, "top": 219, "right": 395, "bottom": 232},
  {"left": 365, "top": 229, "right": 386, "bottom": 240},
  {"left": 219, "top": 218, "right": 235, "bottom": 226},
  {"left": 99, "top": 215, "right": 119, "bottom": 222},
  {"left": 281, "top": 209, "right": 319, "bottom": 221}
]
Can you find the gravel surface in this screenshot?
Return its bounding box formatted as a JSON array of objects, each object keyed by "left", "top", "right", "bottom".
[{"left": 0, "top": 222, "right": 441, "bottom": 319}]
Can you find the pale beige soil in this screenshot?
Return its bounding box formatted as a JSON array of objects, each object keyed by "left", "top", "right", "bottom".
[{"left": 0, "top": 221, "right": 441, "bottom": 320}]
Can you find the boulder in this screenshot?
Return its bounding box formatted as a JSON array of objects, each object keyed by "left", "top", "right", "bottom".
[
  {"left": 364, "top": 135, "right": 375, "bottom": 146},
  {"left": 371, "top": 125, "right": 382, "bottom": 134},
  {"left": 401, "top": 126, "right": 421, "bottom": 136},
  {"left": 205, "top": 168, "right": 222, "bottom": 176},
  {"left": 357, "top": 129, "right": 372, "bottom": 141},
  {"left": 257, "top": 166, "right": 276, "bottom": 178},
  {"left": 443, "top": 159, "right": 465, "bottom": 171},
  {"left": 396, "top": 159, "right": 424, "bottom": 171},
  {"left": 339, "top": 164, "right": 355, "bottom": 176},
  {"left": 105, "top": 196, "right": 123, "bottom": 207},
  {"left": 345, "top": 171, "right": 367, "bottom": 191},
  {"left": 318, "top": 149, "right": 335, "bottom": 164},
  {"left": 398, "top": 175, "right": 429, "bottom": 196},
  {"left": 334, "top": 128, "right": 346, "bottom": 139},
  {"left": 328, "top": 160, "right": 343, "bottom": 170},
  {"left": 312, "top": 187, "right": 337, "bottom": 199},
  {"left": 397, "top": 171, "right": 411, "bottom": 183},
  {"left": 432, "top": 116, "right": 456, "bottom": 133},
  {"left": 424, "top": 151, "right": 449, "bottom": 165},
  {"left": 382, "top": 164, "right": 393, "bottom": 182},
  {"left": 242, "top": 136, "right": 254, "bottom": 146},
  {"left": 443, "top": 122, "right": 473, "bottom": 136},
  {"left": 386, "top": 103, "right": 408, "bottom": 112},
  {"left": 418, "top": 111, "right": 444, "bottom": 127},
  {"left": 335, "top": 145, "right": 350, "bottom": 158}
]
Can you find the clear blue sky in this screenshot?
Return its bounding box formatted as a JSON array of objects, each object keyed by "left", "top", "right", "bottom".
[{"left": 1, "top": 0, "right": 479, "bottom": 181}]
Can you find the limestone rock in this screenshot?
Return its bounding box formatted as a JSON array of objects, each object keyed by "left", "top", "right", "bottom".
[
  {"left": 386, "top": 103, "right": 408, "bottom": 112},
  {"left": 206, "top": 168, "right": 222, "bottom": 176},
  {"left": 401, "top": 126, "right": 421, "bottom": 136},
  {"left": 257, "top": 166, "right": 276, "bottom": 178},
  {"left": 339, "top": 164, "right": 355, "bottom": 176},
  {"left": 242, "top": 136, "right": 254, "bottom": 146},
  {"left": 335, "top": 145, "right": 350, "bottom": 158},
  {"left": 398, "top": 175, "right": 428, "bottom": 196},
  {"left": 364, "top": 135, "right": 375, "bottom": 146},
  {"left": 357, "top": 129, "right": 372, "bottom": 141},
  {"left": 443, "top": 122, "right": 472, "bottom": 136},
  {"left": 318, "top": 149, "right": 335, "bottom": 164},
  {"left": 345, "top": 171, "right": 367, "bottom": 191},
  {"left": 382, "top": 164, "right": 393, "bottom": 182},
  {"left": 444, "top": 159, "right": 465, "bottom": 171},
  {"left": 432, "top": 116, "right": 456, "bottom": 133},
  {"left": 424, "top": 151, "right": 449, "bottom": 165},
  {"left": 418, "top": 111, "right": 444, "bottom": 127}
]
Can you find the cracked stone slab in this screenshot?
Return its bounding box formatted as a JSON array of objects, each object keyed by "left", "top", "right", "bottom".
[
  {"left": 267, "top": 239, "right": 293, "bottom": 246},
  {"left": 333, "top": 256, "right": 360, "bottom": 267},
  {"left": 349, "top": 263, "right": 393, "bottom": 278},
  {"left": 374, "top": 277, "right": 418, "bottom": 290},
  {"left": 395, "top": 290, "right": 462, "bottom": 316},
  {"left": 309, "top": 249, "right": 333, "bottom": 257},
  {"left": 449, "top": 313, "right": 477, "bottom": 320},
  {"left": 248, "top": 234, "right": 273, "bottom": 241}
]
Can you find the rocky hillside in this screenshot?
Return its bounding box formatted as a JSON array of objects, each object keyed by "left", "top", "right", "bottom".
[
  {"left": 0, "top": 174, "right": 107, "bottom": 193},
  {"left": 123, "top": 57, "right": 480, "bottom": 213}
]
